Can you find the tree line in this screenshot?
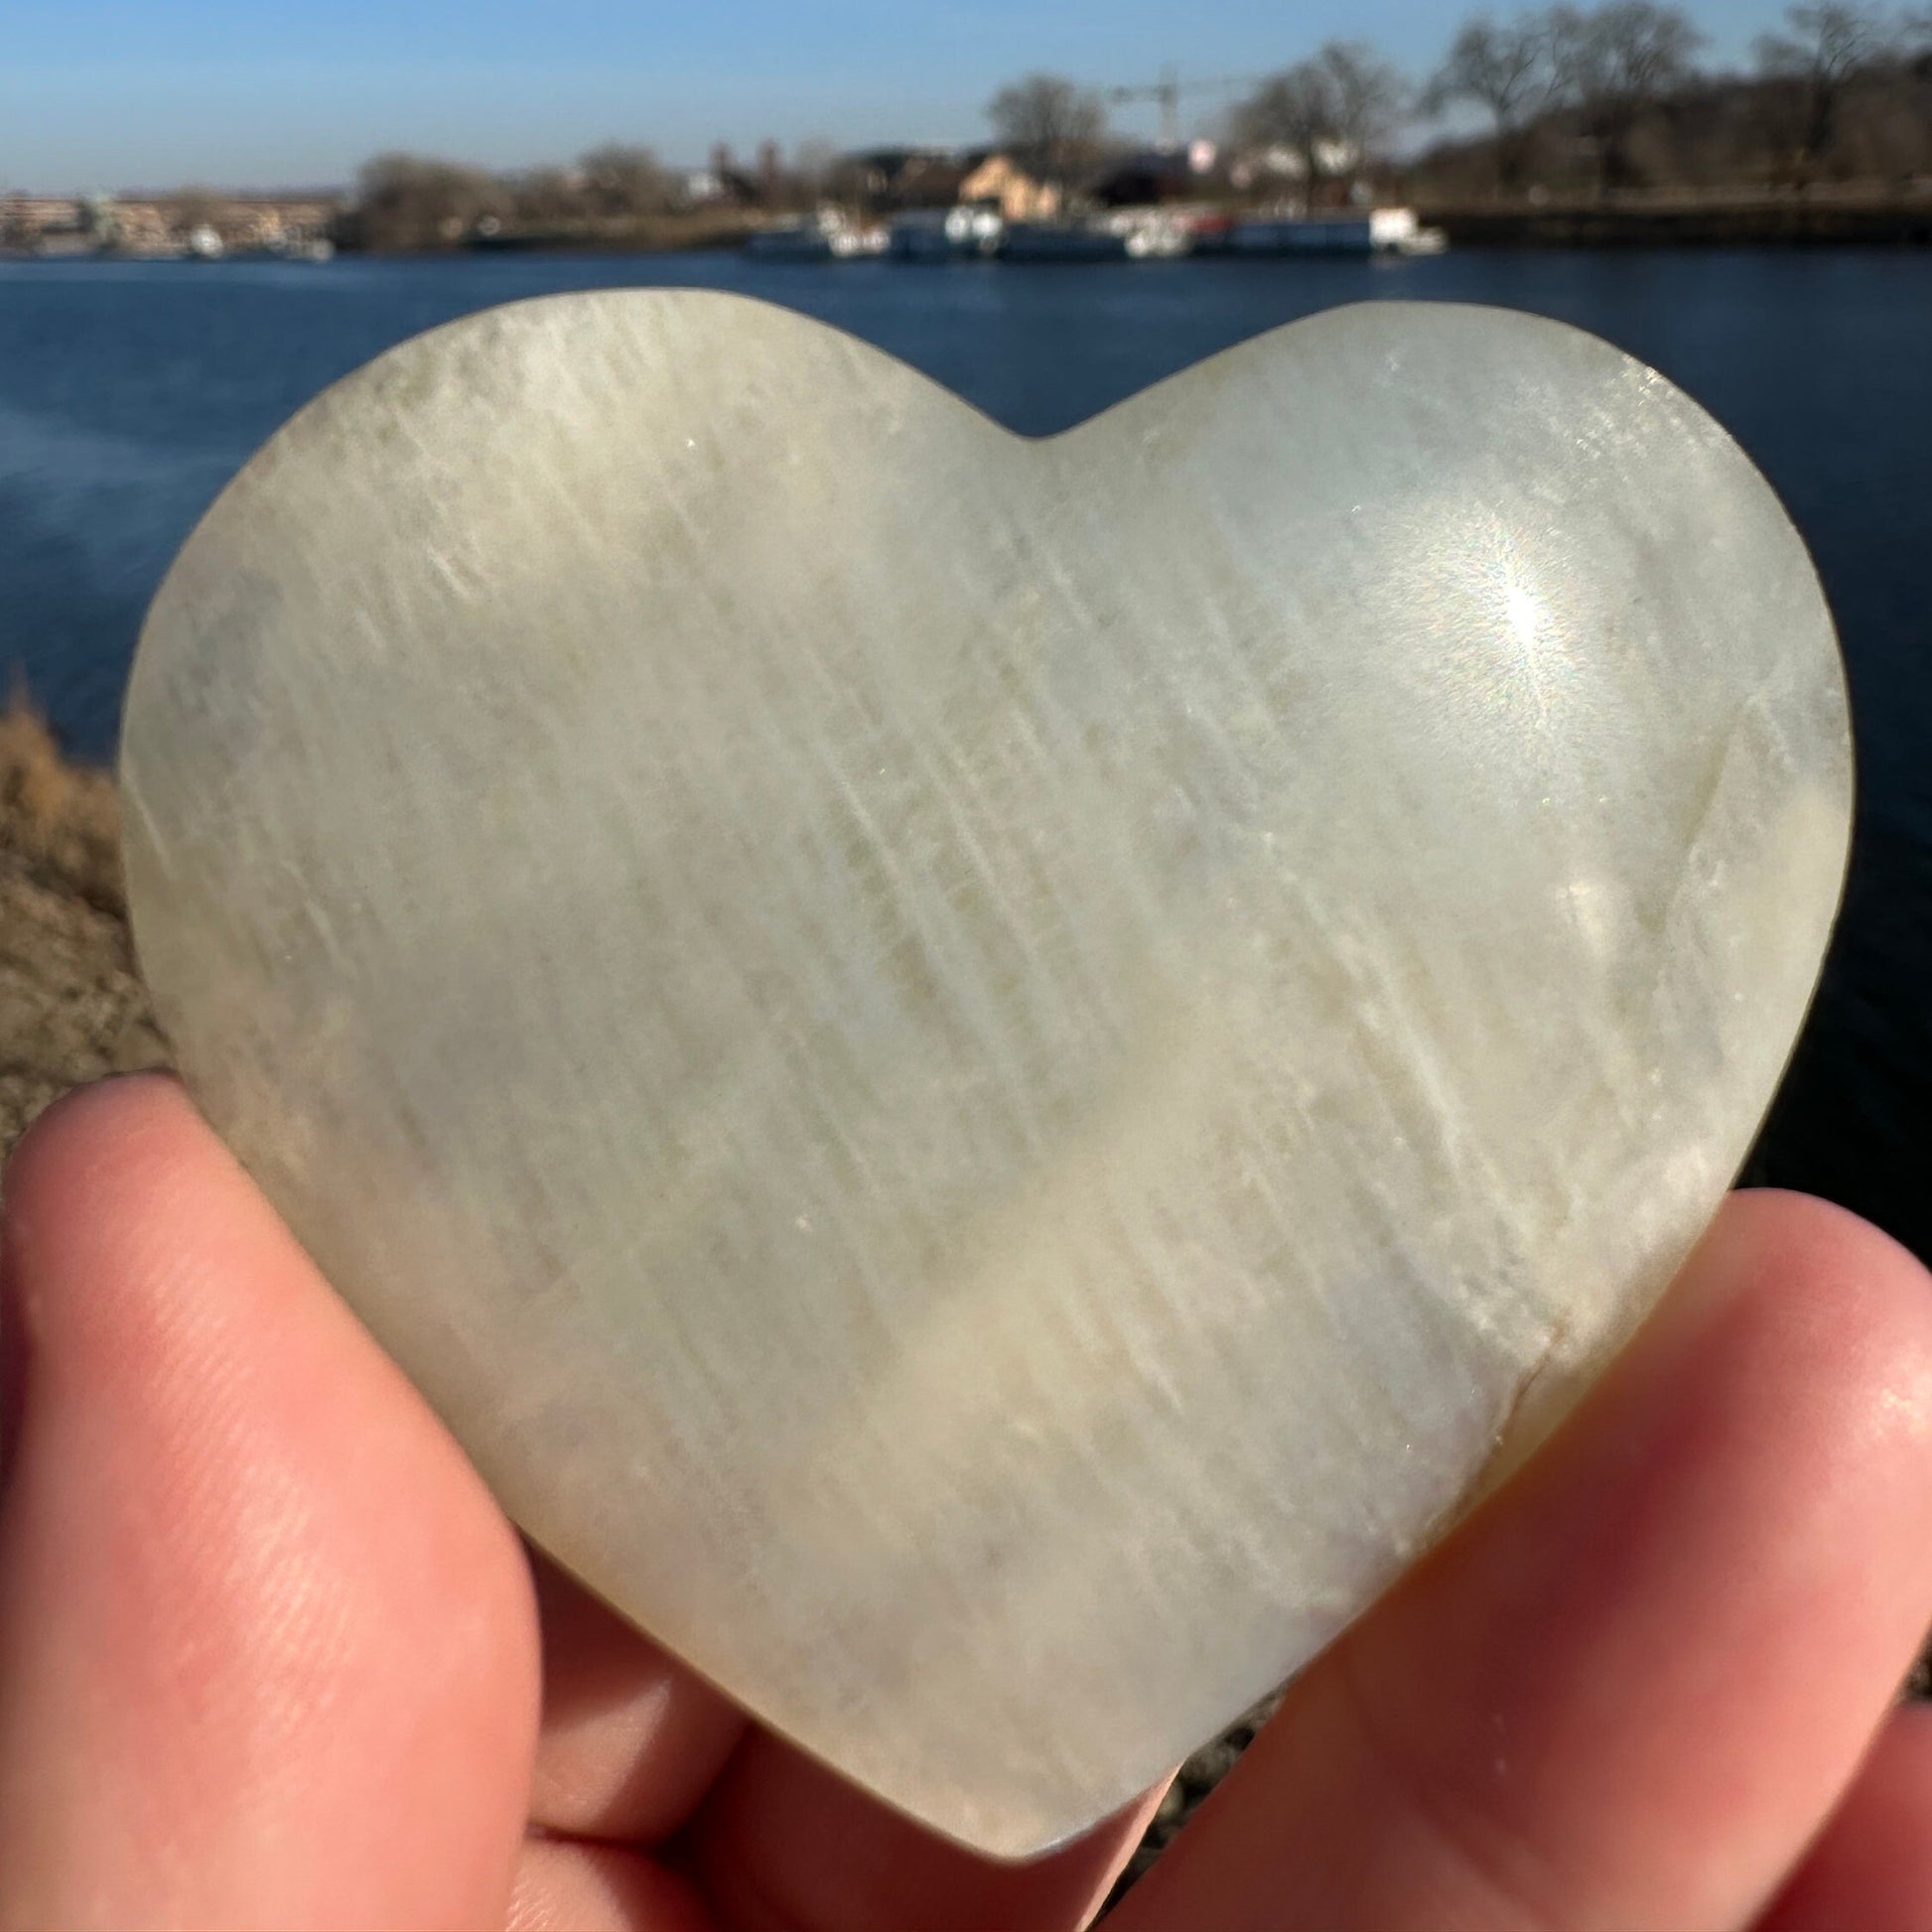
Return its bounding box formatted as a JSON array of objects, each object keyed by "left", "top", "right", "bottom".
[
  {"left": 340, "top": 1, "right": 1932, "bottom": 250},
  {"left": 993, "top": 3, "right": 1932, "bottom": 201},
  {"left": 340, "top": 141, "right": 840, "bottom": 253},
  {"left": 1425, "top": 1, "right": 1932, "bottom": 193}
]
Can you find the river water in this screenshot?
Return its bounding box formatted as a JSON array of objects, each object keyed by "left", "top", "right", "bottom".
[{"left": 3, "top": 248, "right": 1928, "bottom": 1255}]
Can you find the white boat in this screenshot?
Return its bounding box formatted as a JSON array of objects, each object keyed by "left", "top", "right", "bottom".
[
  {"left": 185, "top": 223, "right": 226, "bottom": 261},
  {"left": 1125, "top": 224, "right": 1191, "bottom": 260},
  {"left": 1097, "top": 209, "right": 1195, "bottom": 260},
  {"left": 1224, "top": 206, "right": 1447, "bottom": 257}
]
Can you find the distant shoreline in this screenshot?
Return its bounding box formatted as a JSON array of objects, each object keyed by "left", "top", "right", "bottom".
[
  {"left": 9, "top": 193, "right": 1932, "bottom": 267},
  {"left": 459, "top": 195, "right": 1932, "bottom": 251}
]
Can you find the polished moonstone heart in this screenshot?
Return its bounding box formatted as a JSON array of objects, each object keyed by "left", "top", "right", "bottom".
[{"left": 121, "top": 291, "right": 1850, "bottom": 1858}]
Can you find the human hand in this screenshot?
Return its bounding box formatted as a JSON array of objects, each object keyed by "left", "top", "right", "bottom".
[{"left": 2, "top": 1075, "right": 1929, "bottom": 1931}]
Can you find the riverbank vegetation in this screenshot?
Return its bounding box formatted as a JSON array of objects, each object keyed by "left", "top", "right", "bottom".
[
  {"left": 1413, "top": 1, "right": 1932, "bottom": 200},
  {"left": 0, "top": 692, "right": 166, "bottom": 1165},
  {"left": 336, "top": 150, "right": 770, "bottom": 254}
]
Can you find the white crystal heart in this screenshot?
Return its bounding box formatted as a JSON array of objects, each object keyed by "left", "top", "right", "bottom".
[{"left": 120, "top": 291, "right": 1850, "bottom": 1858}]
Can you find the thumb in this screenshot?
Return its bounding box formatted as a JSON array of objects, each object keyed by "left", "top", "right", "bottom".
[{"left": 0, "top": 1076, "right": 540, "bottom": 1931}]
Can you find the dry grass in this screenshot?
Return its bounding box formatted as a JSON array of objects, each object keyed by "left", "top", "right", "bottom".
[
  {"left": 0, "top": 689, "right": 169, "bottom": 1166},
  {"left": 0, "top": 685, "right": 125, "bottom": 912}
]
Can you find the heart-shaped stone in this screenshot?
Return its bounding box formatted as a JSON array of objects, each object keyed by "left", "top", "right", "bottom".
[{"left": 121, "top": 291, "right": 1850, "bottom": 1859}]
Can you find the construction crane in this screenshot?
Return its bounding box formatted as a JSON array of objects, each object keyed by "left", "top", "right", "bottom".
[{"left": 1105, "top": 66, "right": 1266, "bottom": 150}]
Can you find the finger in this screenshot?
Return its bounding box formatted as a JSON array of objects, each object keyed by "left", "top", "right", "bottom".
[
  {"left": 1756, "top": 1701, "right": 1932, "bottom": 1932},
  {"left": 507, "top": 1839, "right": 712, "bottom": 1932},
  {"left": 692, "top": 1729, "right": 1166, "bottom": 1932},
  {"left": 1110, "top": 1190, "right": 1932, "bottom": 1932},
  {"left": 0, "top": 1076, "right": 541, "bottom": 1932},
  {"left": 529, "top": 1548, "right": 746, "bottom": 1842}
]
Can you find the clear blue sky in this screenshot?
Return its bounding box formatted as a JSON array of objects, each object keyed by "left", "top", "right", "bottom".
[{"left": 4, "top": 0, "right": 1792, "bottom": 192}]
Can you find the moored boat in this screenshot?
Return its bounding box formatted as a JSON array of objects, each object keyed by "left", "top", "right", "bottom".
[
  {"left": 1097, "top": 208, "right": 1196, "bottom": 260},
  {"left": 888, "top": 206, "right": 1004, "bottom": 261},
  {"left": 1223, "top": 207, "right": 1446, "bottom": 256},
  {"left": 745, "top": 209, "right": 885, "bottom": 261}
]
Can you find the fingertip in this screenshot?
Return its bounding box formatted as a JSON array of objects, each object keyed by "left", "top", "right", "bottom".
[
  {"left": 2, "top": 1074, "right": 195, "bottom": 1491},
  {"left": 3, "top": 1072, "right": 182, "bottom": 1237},
  {"left": 1667, "top": 1188, "right": 1932, "bottom": 1486},
  {"left": 4, "top": 1070, "right": 190, "bottom": 1188},
  {"left": 1114, "top": 1191, "right": 1932, "bottom": 1932},
  {"left": 1707, "top": 1185, "right": 1932, "bottom": 1322},
  {"left": 2, "top": 1075, "right": 227, "bottom": 1355},
  {"left": 2, "top": 1072, "right": 346, "bottom": 1457},
  {"left": 0, "top": 1069, "right": 543, "bottom": 1928},
  {"left": 1410, "top": 1184, "right": 1932, "bottom": 1906}
]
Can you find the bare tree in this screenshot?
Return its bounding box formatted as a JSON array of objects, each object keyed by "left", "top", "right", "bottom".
[
  {"left": 1319, "top": 40, "right": 1412, "bottom": 176},
  {"left": 1235, "top": 65, "right": 1338, "bottom": 189},
  {"left": 1426, "top": 13, "right": 1560, "bottom": 187},
  {"left": 987, "top": 73, "right": 1108, "bottom": 191},
  {"left": 1754, "top": 4, "right": 1898, "bottom": 178},
  {"left": 1237, "top": 42, "right": 1408, "bottom": 195},
  {"left": 1407, "top": 10, "right": 1932, "bottom": 193},
  {"left": 1548, "top": 1, "right": 1706, "bottom": 192},
  {"left": 352, "top": 154, "right": 510, "bottom": 250},
  {"left": 578, "top": 144, "right": 674, "bottom": 218}
]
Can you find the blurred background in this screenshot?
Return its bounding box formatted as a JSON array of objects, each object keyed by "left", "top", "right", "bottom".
[{"left": 3, "top": 0, "right": 1930, "bottom": 1273}]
